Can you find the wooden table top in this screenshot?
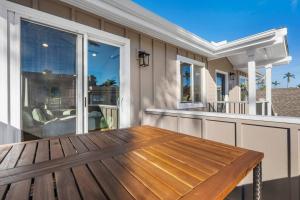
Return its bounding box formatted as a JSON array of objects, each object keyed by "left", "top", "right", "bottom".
[{"left": 0, "top": 126, "right": 263, "bottom": 200}]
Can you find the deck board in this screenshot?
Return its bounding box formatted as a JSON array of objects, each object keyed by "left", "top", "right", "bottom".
[{"left": 0, "top": 126, "right": 263, "bottom": 200}]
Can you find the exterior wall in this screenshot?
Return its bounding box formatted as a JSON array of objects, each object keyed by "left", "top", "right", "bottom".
[
  {"left": 207, "top": 57, "right": 247, "bottom": 102},
  {"left": 143, "top": 109, "right": 300, "bottom": 199},
  {"left": 8, "top": 0, "right": 208, "bottom": 126}
]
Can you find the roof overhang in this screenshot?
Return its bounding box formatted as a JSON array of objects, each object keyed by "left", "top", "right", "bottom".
[{"left": 59, "top": 0, "right": 291, "bottom": 67}]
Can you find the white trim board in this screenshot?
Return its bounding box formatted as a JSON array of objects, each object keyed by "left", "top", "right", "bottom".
[
  {"left": 176, "top": 55, "right": 206, "bottom": 109},
  {"left": 145, "top": 108, "right": 300, "bottom": 125}
]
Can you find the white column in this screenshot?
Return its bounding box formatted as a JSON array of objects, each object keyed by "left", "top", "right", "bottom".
[
  {"left": 248, "top": 53, "right": 257, "bottom": 115},
  {"left": 265, "top": 64, "right": 272, "bottom": 116}
]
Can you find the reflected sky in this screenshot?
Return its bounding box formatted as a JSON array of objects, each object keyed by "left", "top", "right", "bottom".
[
  {"left": 21, "top": 20, "right": 76, "bottom": 75},
  {"left": 88, "top": 41, "right": 120, "bottom": 86}
]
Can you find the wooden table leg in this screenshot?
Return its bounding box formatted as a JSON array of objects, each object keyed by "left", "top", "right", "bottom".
[{"left": 253, "top": 162, "right": 262, "bottom": 200}]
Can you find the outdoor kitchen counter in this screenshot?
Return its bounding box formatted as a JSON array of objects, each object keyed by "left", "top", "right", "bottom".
[{"left": 0, "top": 126, "right": 263, "bottom": 200}]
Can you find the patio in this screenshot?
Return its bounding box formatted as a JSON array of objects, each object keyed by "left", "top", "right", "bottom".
[{"left": 0, "top": 126, "right": 263, "bottom": 200}]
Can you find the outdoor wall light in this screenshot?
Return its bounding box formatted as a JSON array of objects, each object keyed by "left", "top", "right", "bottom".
[
  {"left": 138, "top": 50, "right": 150, "bottom": 67},
  {"left": 229, "top": 72, "right": 235, "bottom": 80},
  {"left": 42, "top": 43, "right": 48, "bottom": 48}
]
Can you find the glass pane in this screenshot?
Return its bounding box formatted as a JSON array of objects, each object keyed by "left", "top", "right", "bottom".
[
  {"left": 180, "top": 63, "right": 192, "bottom": 102},
  {"left": 88, "top": 41, "right": 120, "bottom": 131},
  {"left": 216, "top": 73, "right": 226, "bottom": 101},
  {"left": 240, "top": 76, "right": 248, "bottom": 101},
  {"left": 21, "top": 20, "right": 77, "bottom": 140},
  {"left": 193, "top": 66, "right": 202, "bottom": 102}
]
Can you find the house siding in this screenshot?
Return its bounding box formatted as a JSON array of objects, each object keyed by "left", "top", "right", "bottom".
[{"left": 8, "top": 0, "right": 242, "bottom": 126}]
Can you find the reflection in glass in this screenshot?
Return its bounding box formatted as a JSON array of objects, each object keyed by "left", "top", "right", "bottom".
[
  {"left": 180, "top": 63, "right": 192, "bottom": 102},
  {"left": 21, "top": 20, "right": 77, "bottom": 140},
  {"left": 193, "top": 66, "right": 202, "bottom": 102},
  {"left": 216, "top": 73, "right": 226, "bottom": 101},
  {"left": 88, "top": 41, "right": 120, "bottom": 131},
  {"left": 239, "top": 76, "right": 248, "bottom": 101}
]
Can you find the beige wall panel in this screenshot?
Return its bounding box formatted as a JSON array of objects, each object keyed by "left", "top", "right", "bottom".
[
  {"left": 205, "top": 120, "right": 235, "bottom": 145},
  {"left": 142, "top": 113, "right": 159, "bottom": 127},
  {"left": 127, "top": 30, "right": 141, "bottom": 126},
  {"left": 177, "top": 48, "right": 187, "bottom": 57},
  {"left": 142, "top": 114, "right": 178, "bottom": 132},
  {"left": 179, "top": 117, "right": 202, "bottom": 138},
  {"left": 103, "top": 21, "right": 125, "bottom": 37},
  {"left": 75, "top": 10, "right": 100, "bottom": 29},
  {"left": 38, "top": 0, "right": 72, "bottom": 20},
  {"left": 153, "top": 40, "right": 167, "bottom": 108},
  {"left": 140, "top": 35, "right": 154, "bottom": 111},
  {"left": 187, "top": 51, "right": 195, "bottom": 59},
  {"left": 240, "top": 125, "right": 288, "bottom": 184},
  {"left": 10, "top": 0, "right": 32, "bottom": 7},
  {"left": 165, "top": 45, "right": 178, "bottom": 108}
]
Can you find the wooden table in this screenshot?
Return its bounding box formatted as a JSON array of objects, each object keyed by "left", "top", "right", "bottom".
[{"left": 0, "top": 126, "right": 263, "bottom": 200}]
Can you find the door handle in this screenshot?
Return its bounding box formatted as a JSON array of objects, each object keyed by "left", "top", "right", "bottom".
[{"left": 84, "top": 97, "right": 87, "bottom": 107}]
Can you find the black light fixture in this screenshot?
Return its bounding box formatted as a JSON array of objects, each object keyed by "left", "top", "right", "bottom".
[
  {"left": 229, "top": 72, "right": 235, "bottom": 80},
  {"left": 138, "top": 50, "right": 150, "bottom": 67}
]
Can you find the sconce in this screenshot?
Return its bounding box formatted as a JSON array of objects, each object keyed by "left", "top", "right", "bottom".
[
  {"left": 229, "top": 72, "right": 235, "bottom": 80},
  {"left": 138, "top": 50, "right": 150, "bottom": 67}
]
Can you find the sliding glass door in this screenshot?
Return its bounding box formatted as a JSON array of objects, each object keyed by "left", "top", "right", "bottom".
[
  {"left": 21, "top": 20, "right": 80, "bottom": 140},
  {"left": 20, "top": 19, "right": 127, "bottom": 141},
  {"left": 87, "top": 40, "right": 120, "bottom": 132}
]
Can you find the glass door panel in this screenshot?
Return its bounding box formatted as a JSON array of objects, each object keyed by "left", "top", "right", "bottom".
[
  {"left": 21, "top": 20, "right": 78, "bottom": 140},
  {"left": 87, "top": 40, "right": 120, "bottom": 132},
  {"left": 216, "top": 72, "right": 226, "bottom": 112}
]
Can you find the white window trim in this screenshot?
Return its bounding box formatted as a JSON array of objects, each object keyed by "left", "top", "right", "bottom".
[
  {"left": 215, "top": 69, "right": 229, "bottom": 102},
  {"left": 176, "top": 55, "right": 206, "bottom": 109},
  {"left": 1, "top": 1, "right": 131, "bottom": 139},
  {"left": 239, "top": 75, "right": 248, "bottom": 101}
]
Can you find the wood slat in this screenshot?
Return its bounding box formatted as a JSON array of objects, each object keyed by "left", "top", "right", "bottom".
[
  {"left": 124, "top": 151, "right": 192, "bottom": 195},
  {"left": 143, "top": 147, "right": 210, "bottom": 181},
  {"left": 72, "top": 165, "right": 107, "bottom": 199},
  {"left": 50, "top": 139, "right": 63, "bottom": 160},
  {"left": 0, "top": 143, "right": 24, "bottom": 170},
  {"left": 181, "top": 151, "right": 264, "bottom": 200},
  {"left": 88, "top": 161, "right": 134, "bottom": 200},
  {"left": 69, "top": 136, "right": 88, "bottom": 153},
  {"left": 33, "top": 140, "right": 55, "bottom": 200},
  {"left": 0, "top": 145, "right": 12, "bottom": 164},
  {"left": 78, "top": 135, "right": 99, "bottom": 151},
  {"left": 116, "top": 155, "right": 180, "bottom": 199},
  {"left": 102, "top": 158, "right": 159, "bottom": 200},
  {"left": 6, "top": 142, "right": 37, "bottom": 200}
]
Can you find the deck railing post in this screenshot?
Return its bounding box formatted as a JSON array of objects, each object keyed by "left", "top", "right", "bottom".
[{"left": 253, "top": 162, "right": 262, "bottom": 200}]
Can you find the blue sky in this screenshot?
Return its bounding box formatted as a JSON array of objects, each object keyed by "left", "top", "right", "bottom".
[{"left": 134, "top": 0, "right": 300, "bottom": 88}]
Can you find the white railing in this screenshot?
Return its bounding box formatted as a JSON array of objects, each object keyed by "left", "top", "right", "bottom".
[{"left": 206, "top": 101, "right": 271, "bottom": 115}]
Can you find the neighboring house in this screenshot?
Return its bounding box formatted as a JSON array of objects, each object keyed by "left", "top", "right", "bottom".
[{"left": 257, "top": 88, "right": 300, "bottom": 117}]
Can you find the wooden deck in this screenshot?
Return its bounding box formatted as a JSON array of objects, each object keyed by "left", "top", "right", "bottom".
[{"left": 0, "top": 126, "right": 263, "bottom": 200}]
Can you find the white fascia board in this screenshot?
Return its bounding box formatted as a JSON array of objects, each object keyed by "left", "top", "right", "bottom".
[
  {"left": 4, "top": 0, "right": 290, "bottom": 61},
  {"left": 233, "top": 56, "right": 292, "bottom": 69},
  {"left": 60, "top": 0, "right": 288, "bottom": 59},
  {"left": 145, "top": 108, "right": 300, "bottom": 125}
]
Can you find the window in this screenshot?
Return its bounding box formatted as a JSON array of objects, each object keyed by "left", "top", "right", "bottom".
[
  {"left": 177, "top": 55, "right": 205, "bottom": 109},
  {"left": 21, "top": 20, "right": 78, "bottom": 139},
  {"left": 239, "top": 76, "right": 248, "bottom": 101}
]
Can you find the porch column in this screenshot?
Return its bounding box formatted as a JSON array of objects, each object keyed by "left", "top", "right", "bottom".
[
  {"left": 248, "top": 53, "right": 257, "bottom": 115},
  {"left": 265, "top": 64, "right": 272, "bottom": 116}
]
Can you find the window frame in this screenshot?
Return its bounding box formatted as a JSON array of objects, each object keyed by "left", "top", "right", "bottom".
[{"left": 177, "top": 55, "right": 206, "bottom": 109}]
